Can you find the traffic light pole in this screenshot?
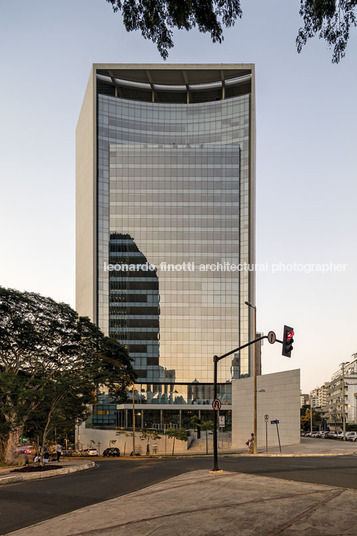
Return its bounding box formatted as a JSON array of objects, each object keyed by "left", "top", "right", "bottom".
[
  {"left": 213, "top": 354, "right": 219, "bottom": 471},
  {"left": 212, "top": 335, "right": 267, "bottom": 472}
]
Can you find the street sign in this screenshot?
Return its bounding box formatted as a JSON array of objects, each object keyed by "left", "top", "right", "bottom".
[
  {"left": 212, "top": 398, "right": 222, "bottom": 411},
  {"left": 219, "top": 415, "right": 225, "bottom": 427},
  {"left": 267, "top": 331, "right": 276, "bottom": 344},
  {"left": 264, "top": 414, "right": 269, "bottom": 421},
  {"left": 271, "top": 419, "right": 282, "bottom": 453}
]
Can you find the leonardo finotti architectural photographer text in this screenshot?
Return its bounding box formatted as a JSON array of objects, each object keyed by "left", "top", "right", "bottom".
[{"left": 103, "top": 261, "right": 347, "bottom": 274}]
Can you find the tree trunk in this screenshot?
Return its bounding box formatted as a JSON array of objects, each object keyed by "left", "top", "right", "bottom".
[
  {"left": 206, "top": 431, "right": 208, "bottom": 454},
  {"left": 172, "top": 436, "right": 175, "bottom": 456},
  {"left": 41, "top": 407, "right": 55, "bottom": 464},
  {"left": 4, "top": 426, "right": 23, "bottom": 465}
]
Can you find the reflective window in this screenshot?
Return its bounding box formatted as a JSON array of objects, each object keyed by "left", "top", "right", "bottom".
[{"left": 97, "top": 95, "right": 251, "bottom": 382}]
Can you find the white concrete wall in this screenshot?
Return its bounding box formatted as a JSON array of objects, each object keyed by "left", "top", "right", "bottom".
[
  {"left": 232, "top": 369, "right": 300, "bottom": 451},
  {"left": 77, "top": 424, "right": 189, "bottom": 455}
]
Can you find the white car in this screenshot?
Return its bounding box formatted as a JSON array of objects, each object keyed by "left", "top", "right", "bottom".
[
  {"left": 346, "top": 432, "right": 357, "bottom": 441},
  {"left": 81, "top": 448, "right": 99, "bottom": 456}
]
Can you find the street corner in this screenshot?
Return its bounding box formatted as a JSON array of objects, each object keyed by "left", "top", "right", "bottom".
[{"left": 0, "top": 461, "right": 96, "bottom": 486}]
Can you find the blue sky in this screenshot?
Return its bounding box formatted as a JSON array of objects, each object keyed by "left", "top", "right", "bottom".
[{"left": 0, "top": 1, "right": 356, "bottom": 392}]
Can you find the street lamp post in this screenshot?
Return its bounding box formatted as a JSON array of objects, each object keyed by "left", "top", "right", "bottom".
[{"left": 245, "top": 301, "right": 257, "bottom": 454}]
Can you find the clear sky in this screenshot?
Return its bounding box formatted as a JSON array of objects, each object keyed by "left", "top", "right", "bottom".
[{"left": 0, "top": 1, "right": 356, "bottom": 392}]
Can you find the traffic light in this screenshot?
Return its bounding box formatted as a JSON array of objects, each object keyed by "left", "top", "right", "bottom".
[{"left": 282, "top": 325, "right": 294, "bottom": 357}]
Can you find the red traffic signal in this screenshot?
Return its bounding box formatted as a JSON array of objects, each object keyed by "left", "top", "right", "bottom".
[
  {"left": 286, "top": 330, "right": 294, "bottom": 340},
  {"left": 282, "top": 325, "right": 294, "bottom": 357}
]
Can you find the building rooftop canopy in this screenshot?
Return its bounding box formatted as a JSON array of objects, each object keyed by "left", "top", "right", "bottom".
[{"left": 94, "top": 63, "right": 254, "bottom": 104}]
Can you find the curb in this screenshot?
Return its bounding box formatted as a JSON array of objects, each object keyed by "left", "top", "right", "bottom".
[
  {"left": 115, "top": 451, "right": 357, "bottom": 459},
  {"left": 233, "top": 452, "right": 357, "bottom": 457},
  {"left": 0, "top": 462, "right": 96, "bottom": 486},
  {"left": 145, "top": 451, "right": 357, "bottom": 459}
]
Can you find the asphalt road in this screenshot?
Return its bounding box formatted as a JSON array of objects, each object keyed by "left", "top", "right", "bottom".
[{"left": 1, "top": 455, "right": 356, "bottom": 535}]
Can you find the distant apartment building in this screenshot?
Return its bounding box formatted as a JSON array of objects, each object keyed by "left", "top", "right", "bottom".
[
  {"left": 300, "top": 391, "right": 309, "bottom": 408},
  {"left": 327, "top": 355, "right": 357, "bottom": 427},
  {"left": 310, "top": 382, "right": 329, "bottom": 409}
]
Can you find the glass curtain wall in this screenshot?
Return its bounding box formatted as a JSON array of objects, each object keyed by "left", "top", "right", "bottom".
[{"left": 97, "top": 94, "right": 250, "bottom": 383}]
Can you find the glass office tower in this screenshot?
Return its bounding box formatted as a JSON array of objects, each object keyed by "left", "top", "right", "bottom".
[{"left": 76, "top": 64, "right": 256, "bottom": 427}]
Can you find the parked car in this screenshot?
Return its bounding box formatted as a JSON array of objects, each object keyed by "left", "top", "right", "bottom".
[
  {"left": 103, "top": 447, "right": 121, "bottom": 457},
  {"left": 326, "top": 432, "right": 337, "bottom": 438},
  {"left": 346, "top": 432, "right": 357, "bottom": 441},
  {"left": 81, "top": 448, "right": 99, "bottom": 456},
  {"left": 16, "top": 445, "right": 35, "bottom": 456}
]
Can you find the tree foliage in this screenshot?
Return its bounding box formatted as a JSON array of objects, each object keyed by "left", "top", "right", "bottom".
[
  {"left": 165, "top": 427, "right": 189, "bottom": 455},
  {"left": 297, "top": 0, "right": 357, "bottom": 63},
  {"left": 106, "top": 0, "right": 356, "bottom": 62},
  {"left": 300, "top": 407, "right": 321, "bottom": 431},
  {"left": 23, "top": 374, "right": 91, "bottom": 445},
  {"left": 106, "top": 0, "right": 242, "bottom": 59},
  {"left": 140, "top": 429, "right": 161, "bottom": 441},
  {"left": 190, "top": 416, "right": 213, "bottom": 454},
  {"left": 0, "top": 286, "right": 135, "bottom": 463}
]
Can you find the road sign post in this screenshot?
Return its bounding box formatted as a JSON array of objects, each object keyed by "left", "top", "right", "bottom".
[
  {"left": 271, "top": 419, "right": 281, "bottom": 453},
  {"left": 212, "top": 398, "right": 222, "bottom": 411},
  {"left": 219, "top": 415, "right": 225, "bottom": 451},
  {"left": 264, "top": 414, "right": 269, "bottom": 453},
  {"left": 267, "top": 331, "right": 276, "bottom": 344}
]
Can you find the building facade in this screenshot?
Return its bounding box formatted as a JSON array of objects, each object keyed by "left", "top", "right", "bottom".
[
  {"left": 327, "top": 356, "right": 357, "bottom": 428},
  {"left": 300, "top": 391, "right": 309, "bottom": 409},
  {"left": 232, "top": 370, "right": 301, "bottom": 450},
  {"left": 310, "top": 382, "right": 329, "bottom": 409},
  {"left": 76, "top": 64, "right": 256, "bottom": 430}
]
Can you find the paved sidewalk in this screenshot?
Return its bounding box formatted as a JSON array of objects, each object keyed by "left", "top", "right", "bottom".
[
  {"left": 6, "top": 469, "right": 357, "bottom": 536},
  {"left": 167, "top": 437, "right": 357, "bottom": 457},
  {"left": 246, "top": 437, "right": 357, "bottom": 457},
  {"left": 0, "top": 460, "right": 95, "bottom": 486}
]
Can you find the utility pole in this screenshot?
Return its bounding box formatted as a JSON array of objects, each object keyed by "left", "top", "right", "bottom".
[
  {"left": 213, "top": 355, "right": 218, "bottom": 471},
  {"left": 132, "top": 383, "right": 136, "bottom": 456},
  {"left": 245, "top": 301, "right": 257, "bottom": 454},
  {"left": 310, "top": 398, "right": 313, "bottom": 435},
  {"left": 339, "top": 362, "right": 349, "bottom": 441},
  {"left": 342, "top": 364, "right": 346, "bottom": 441}
]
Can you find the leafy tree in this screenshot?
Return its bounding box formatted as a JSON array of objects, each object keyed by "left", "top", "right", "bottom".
[
  {"left": 200, "top": 420, "right": 214, "bottom": 454},
  {"left": 23, "top": 379, "right": 90, "bottom": 448},
  {"left": 190, "top": 416, "right": 213, "bottom": 453},
  {"left": 297, "top": 0, "right": 357, "bottom": 63},
  {"left": 140, "top": 429, "right": 161, "bottom": 454},
  {"left": 165, "top": 427, "right": 189, "bottom": 455},
  {"left": 116, "top": 430, "right": 134, "bottom": 455},
  {"left": 106, "top": 0, "right": 242, "bottom": 59},
  {"left": 300, "top": 406, "right": 321, "bottom": 432},
  {"left": 106, "top": 0, "right": 356, "bottom": 62},
  {"left": 0, "top": 286, "right": 135, "bottom": 464}
]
